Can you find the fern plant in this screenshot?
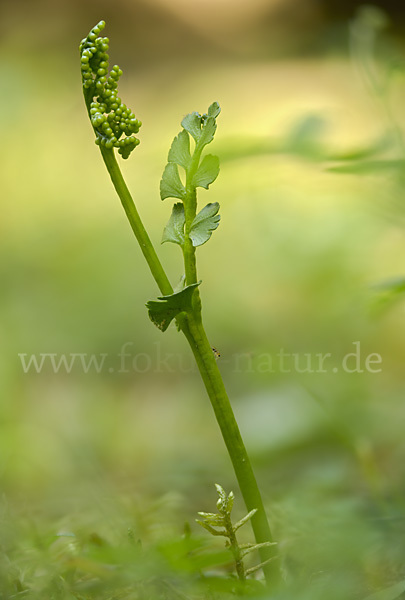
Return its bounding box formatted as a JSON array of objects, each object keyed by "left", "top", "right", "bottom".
[
  {"left": 197, "top": 484, "right": 277, "bottom": 582},
  {"left": 79, "top": 20, "right": 279, "bottom": 587}
]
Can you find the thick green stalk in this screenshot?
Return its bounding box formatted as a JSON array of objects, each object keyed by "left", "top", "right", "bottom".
[
  {"left": 98, "top": 145, "right": 279, "bottom": 586},
  {"left": 182, "top": 316, "right": 279, "bottom": 583},
  {"left": 178, "top": 139, "right": 278, "bottom": 580}
]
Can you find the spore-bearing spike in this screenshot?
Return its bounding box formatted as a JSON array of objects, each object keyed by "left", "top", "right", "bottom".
[{"left": 80, "top": 21, "right": 141, "bottom": 158}]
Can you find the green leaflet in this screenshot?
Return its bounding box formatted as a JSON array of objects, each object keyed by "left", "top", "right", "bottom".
[
  {"left": 193, "top": 154, "right": 220, "bottom": 189},
  {"left": 162, "top": 201, "right": 220, "bottom": 248},
  {"left": 181, "top": 102, "right": 220, "bottom": 147},
  {"left": 162, "top": 203, "right": 185, "bottom": 246},
  {"left": 146, "top": 283, "right": 200, "bottom": 332},
  {"left": 208, "top": 101, "right": 221, "bottom": 119},
  {"left": 160, "top": 163, "right": 186, "bottom": 201},
  {"left": 181, "top": 112, "right": 204, "bottom": 142},
  {"left": 198, "top": 116, "right": 217, "bottom": 148},
  {"left": 168, "top": 130, "right": 191, "bottom": 170},
  {"left": 190, "top": 202, "right": 220, "bottom": 247},
  {"left": 197, "top": 512, "right": 226, "bottom": 527}
]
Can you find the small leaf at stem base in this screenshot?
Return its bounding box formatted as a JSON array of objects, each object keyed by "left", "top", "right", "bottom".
[{"left": 146, "top": 283, "right": 200, "bottom": 332}]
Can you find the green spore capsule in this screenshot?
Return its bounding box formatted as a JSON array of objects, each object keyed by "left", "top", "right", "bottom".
[{"left": 79, "top": 21, "right": 141, "bottom": 158}]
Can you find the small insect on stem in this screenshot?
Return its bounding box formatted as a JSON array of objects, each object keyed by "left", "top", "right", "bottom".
[{"left": 212, "top": 347, "right": 221, "bottom": 360}]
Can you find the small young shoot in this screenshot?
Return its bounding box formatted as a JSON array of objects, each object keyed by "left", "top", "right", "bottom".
[{"left": 197, "top": 484, "right": 277, "bottom": 582}]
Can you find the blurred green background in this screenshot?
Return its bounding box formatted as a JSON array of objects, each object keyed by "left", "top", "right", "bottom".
[{"left": 1, "top": 0, "right": 405, "bottom": 596}]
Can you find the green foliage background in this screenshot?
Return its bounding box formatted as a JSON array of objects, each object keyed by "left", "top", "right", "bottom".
[{"left": 1, "top": 1, "right": 405, "bottom": 597}]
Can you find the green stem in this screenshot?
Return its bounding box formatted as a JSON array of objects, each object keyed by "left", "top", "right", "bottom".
[
  {"left": 98, "top": 144, "right": 279, "bottom": 586},
  {"left": 183, "top": 141, "right": 202, "bottom": 288},
  {"left": 183, "top": 187, "right": 198, "bottom": 287},
  {"left": 182, "top": 316, "right": 278, "bottom": 584},
  {"left": 224, "top": 511, "right": 245, "bottom": 582},
  {"left": 99, "top": 146, "right": 173, "bottom": 297}
]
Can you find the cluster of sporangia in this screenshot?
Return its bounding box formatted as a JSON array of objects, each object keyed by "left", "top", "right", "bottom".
[{"left": 79, "top": 20, "right": 142, "bottom": 159}]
